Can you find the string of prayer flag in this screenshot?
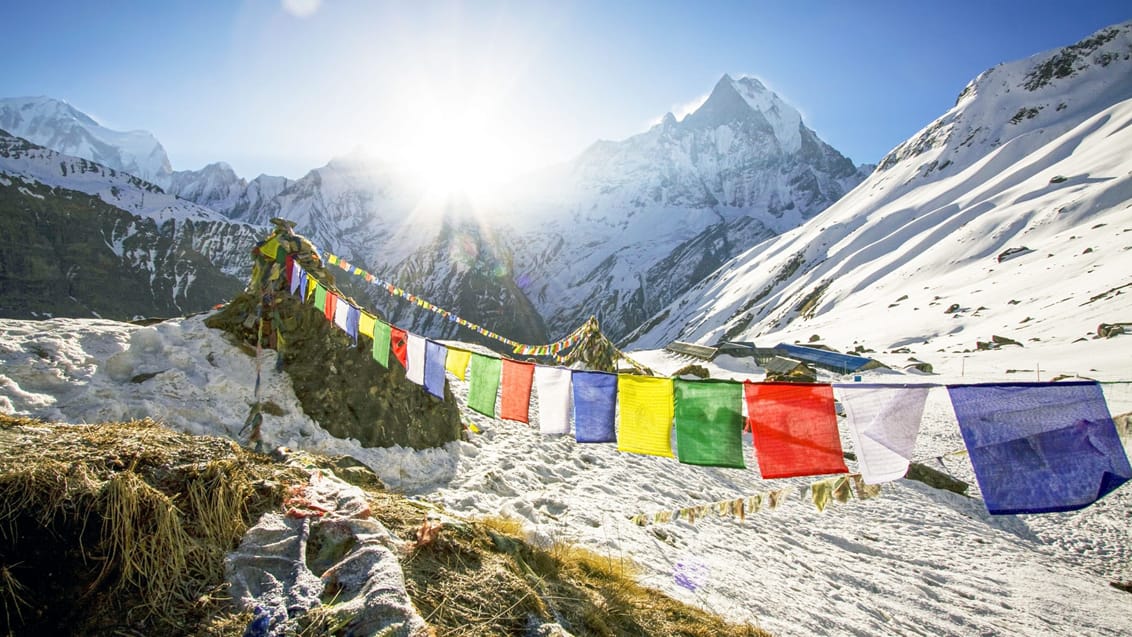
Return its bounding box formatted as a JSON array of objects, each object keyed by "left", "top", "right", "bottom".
[
  {"left": 278, "top": 258, "right": 1132, "bottom": 519},
  {"left": 744, "top": 382, "right": 849, "bottom": 479},
  {"left": 500, "top": 359, "right": 535, "bottom": 424},
  {"left": 572, "top": 371, "right": 618, "bottom": 443},
  {"left": 617, "top": 375, "right": 675, "bottom": 458}
]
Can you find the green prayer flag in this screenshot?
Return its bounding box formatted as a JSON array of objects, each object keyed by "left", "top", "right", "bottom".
[
  {"left": 371, "top": 320, "right": 391, "bottom": 368},
  {"left": 313, "top": 284, "right": 327, "bottom": 312},
  {"left": 673, "top": 378, "right": 746, "bottom": 469},
  {"left": 467, "top": 354, "right": 502, "bottom": 417}
]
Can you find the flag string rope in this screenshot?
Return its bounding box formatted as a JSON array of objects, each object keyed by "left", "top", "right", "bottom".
[{"left": 321, "top": 249, "right": 593, "bottom": 356}]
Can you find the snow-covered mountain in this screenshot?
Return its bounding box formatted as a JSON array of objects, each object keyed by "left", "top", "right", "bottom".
[
  {"left": 168, "top": 162, "right": 291, "bottom": 221},
  {"left": 500, "top": 74, "right": 868, "bottom": 341},
  {"left": 0, "top": 130, "right": 263, "bottom": 318},
  {"left": 0, "top": 96, "right": 173, "bottom": 189},
  {"left": 169, "top": 74, "right": 866, "bottom": 346},
  {"left": 624, "top": 21, "right": 1132, "bottom": 360}
]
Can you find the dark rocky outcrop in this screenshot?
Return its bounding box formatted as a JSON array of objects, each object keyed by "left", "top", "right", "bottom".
[{"left": 206, "top": 223, "right": 461, "bottom": 450}]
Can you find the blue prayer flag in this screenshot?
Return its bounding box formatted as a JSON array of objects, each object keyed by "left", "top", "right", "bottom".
[
  {"left": 572, "top": 371, "right": 617, "bottom": 443},
  {"left": 947, "top": 381, "right": 1131, "bottom": 515},
  {"left": 424, "top": 341, "right": 447, "bottom": 399}
]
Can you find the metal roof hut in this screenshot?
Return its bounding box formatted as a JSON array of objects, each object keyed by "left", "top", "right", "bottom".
[{"left": 774, "top": 343, "right": 886, "bottom": 374}]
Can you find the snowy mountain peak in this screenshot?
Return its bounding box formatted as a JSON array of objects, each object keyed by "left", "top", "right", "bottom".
[
  {"left": 0, "top": 96, "right": 173, "bottom": 188},
  {"left": 682, "top": 74, "right": 803, "bottom": 153},
  {"left": 878, "top": 21, "right": 1132, "bottom": 176}
]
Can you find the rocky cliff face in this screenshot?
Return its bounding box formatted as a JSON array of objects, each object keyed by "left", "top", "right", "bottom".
[{"left": 0, "top": 131, "right": 262, "bottom": 319}]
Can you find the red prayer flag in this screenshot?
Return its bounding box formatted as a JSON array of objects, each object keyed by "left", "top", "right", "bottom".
[
  {"left": 500, "top": 359, "right": 535, "bottom": 423},
  {"left": 390, "top": 327, "right": 408, "bottom": 368},
  {"left": 744, "top": 382, "right": 848, "bottom": 479},
  {"left": 324, "top": 291, "right": 337, "bottom": 322}
]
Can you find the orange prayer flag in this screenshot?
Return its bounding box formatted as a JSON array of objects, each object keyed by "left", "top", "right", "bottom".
[{"left": 500, "top": 359, "right": 535, "bottom": 423}]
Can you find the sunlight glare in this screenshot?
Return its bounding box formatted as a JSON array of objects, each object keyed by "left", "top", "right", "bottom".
[{"left": 385, "top": 97, "right": 521, "bottom": 203}]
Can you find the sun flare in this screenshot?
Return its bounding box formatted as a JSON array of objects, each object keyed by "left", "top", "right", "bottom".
[{"left": 382, "top": 97, "right": 522, "bottom": 203}]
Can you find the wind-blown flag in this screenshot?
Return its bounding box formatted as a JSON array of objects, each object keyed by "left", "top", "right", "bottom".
[
  {"left": 323, "top": 291, "right": 337, "bottom": 322},
  {"left": 500, "top": 359, "right": 535, "bottom": 423},
  {"left": 333, "top": 297, "right": 352, "bottom": 333},
  {"left": 424, "top": 340, "right": 447, "bottom": 399},
  {"left": 406, "top": 334, "right": 426, "bottom": 385},
  {"left": 289, "top": 261, "right": 305, "bottom": 296},
  {"left": 674, "top": 379, "right": 745, "bottom": 469},
  {"left": 467, "top": 354, "right": 502, "bottom": 417},
  {"left": 445, "top": 349, "right": 472, "bottom": 381},
  {"left": 573, "top": 371, "right": 617, "bottom": 443},
  {"left": 346, "top": 305, "right": 360, "bottom": 345},
  {"left": 834, "top": 384, "right": 930, "bottom": 484},
  {"left": 947, "top": 381, "right": 1132, "bottom": 515},
  {"left": 313, "top": 284, "right": 327, "bottom": 312},
  {"left": 371, "top": 320, "right": 391, "bottom": 367},
  {"left": 618, "top": 375, "right": 675, "bottom": 458},
  {"left": 534, "top": 366, "right": 572, "bottom": 434},
  {"left": 358, "top": 312, "right": 375, "bottom": 339},
  {"left": 305, "top": 276, "right": 317, "bottom": 302},
  {"left": 744, "top": 382, "right": 848, "bottom": 479},
  {"left": 390, "top": 327, "right": 408, "bottom": 368}
]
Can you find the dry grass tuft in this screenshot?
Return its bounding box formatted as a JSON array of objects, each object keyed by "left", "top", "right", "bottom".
[{"left": 0, "top": 414, "right": 302, "bottom": 635}]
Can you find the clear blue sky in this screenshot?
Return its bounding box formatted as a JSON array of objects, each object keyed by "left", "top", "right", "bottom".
[{"left": 4, "top": 0, "right": 1129, "bottom": 180}]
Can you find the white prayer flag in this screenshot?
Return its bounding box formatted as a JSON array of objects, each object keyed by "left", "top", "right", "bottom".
[{"left": 835, "top": 384, "right": 930, "bottom": 485}]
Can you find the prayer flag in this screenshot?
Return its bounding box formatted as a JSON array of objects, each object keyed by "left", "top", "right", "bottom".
[
  {"left": 674, "top": 379, "right": 745, "bottom": 469},
  {"left": 371, "top": 321, "right": 391, "bottom": 367},
  {"left": 390, "top": 327, "right": 408, "bottom": 368},
  {"left": 333, "top": 297, "right": 351, "bottom": 333},
  {"left": 744, "top": 382, "right": 848, "bottom": 479},
  {"left": 445, "top": 349, "right": 472, "bottom": 381},
  {"left": 345, "top": 305, "right": 360, "bottom": 345},
  {"left": 305, "top": 276, "right": 316, "bottom": 302},
  {"left": 468, "top": 354, "right": 502, "bottom": 417},
  {"left": 947, "top": 381, "right": 1132, "bottom": 515},
  {"left": 617, "top": 375, "right": 675, "bottom": 458},
  {"left": 313, "top": 284, "right": 327, "bottom": 312},
  {"left": 424, "top": 340, "right": 447, "bottom": 399},
  {"left": 534, "top": 366, "right": 572, "bottom": 435},
  {"left": 358, "top": 312, "right": 376, "bottom": 339},
  {"left": 406, "top": 334, "right": 426, "bottom": 385},
  {"left": 324, "top": 291, "right": 337, "bottom": 322},
  {"left": 573, "top": 371, "right": 617, "bottom": 443},
  {"left": 500, "top": 359, "right": 535, "bottom": 423},
  {"left": 835, "top": 384, "right": 930, "bottom": 484},
  {"left": 288, "top": 259, "right": 302, "bottom": 295}
]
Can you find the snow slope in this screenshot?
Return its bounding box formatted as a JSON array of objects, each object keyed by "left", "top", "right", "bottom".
[
  {"left": 0, "top": 314, "right": 1129, "bottom": 636},
  {"left": 624, "top": 21, "right": 1132, "bottom": 370}
]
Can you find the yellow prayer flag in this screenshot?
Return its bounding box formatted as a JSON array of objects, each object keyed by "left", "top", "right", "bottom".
[
  {"left": 305, "top": 276, "right": 317, "bottom": 301},
  {"left": 616, "top": 375, "right": 674, "bottom": 458},
  {"left": 358, "top": 312, "right": 376, "bottom": 339},
  {"left": 445, "top": 348, "right": 472, "bottom": 381}
]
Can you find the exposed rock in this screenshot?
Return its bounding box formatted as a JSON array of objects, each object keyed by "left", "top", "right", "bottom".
[
  {"left": 206, "top": 222, "right": 461, "bottom": 450},
  {"left": 904, "top": 462, "right": 970, "bottom": 496}
]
